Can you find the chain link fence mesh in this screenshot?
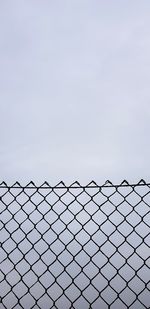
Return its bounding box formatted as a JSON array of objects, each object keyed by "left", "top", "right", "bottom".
[{"left": 0, "top": 180, "right": 150, "bottom": 308}]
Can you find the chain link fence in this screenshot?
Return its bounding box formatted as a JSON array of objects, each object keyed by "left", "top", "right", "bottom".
[{"left": 0, "top": 180, "right": 150, "bottom": 308}]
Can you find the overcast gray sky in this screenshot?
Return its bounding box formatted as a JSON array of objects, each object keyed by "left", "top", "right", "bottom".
[{"left": 0, "top": 0, "right": 150, "bottom": 185}]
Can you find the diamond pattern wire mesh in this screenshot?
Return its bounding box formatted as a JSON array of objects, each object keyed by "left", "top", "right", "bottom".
[{"left": 0, "top": 180, "right": 150, "bottom": 309}]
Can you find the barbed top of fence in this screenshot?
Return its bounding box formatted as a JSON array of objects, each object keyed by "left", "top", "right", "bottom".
[{"left": 0, "top": 179, "right": 150, "bottom": 189}]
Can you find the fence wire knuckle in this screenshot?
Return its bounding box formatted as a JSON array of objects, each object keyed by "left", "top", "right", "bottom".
[{"left": 0, "top": 180, "right": 150, "bottom": 308}]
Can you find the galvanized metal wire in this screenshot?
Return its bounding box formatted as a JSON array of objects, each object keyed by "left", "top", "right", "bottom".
[{"left": 0, "top": 180, "right": 150, "bottom": 308}]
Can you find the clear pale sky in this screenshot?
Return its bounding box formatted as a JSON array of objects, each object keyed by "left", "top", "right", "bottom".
[{"left": 0, "top": 0, "right": 150, "bottom": 185}]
